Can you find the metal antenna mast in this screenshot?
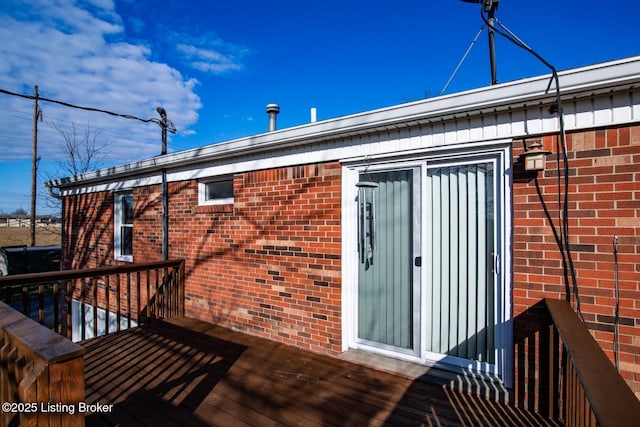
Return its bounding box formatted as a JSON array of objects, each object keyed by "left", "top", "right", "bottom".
[{"left": 461, "top": 0, "right": 500, "bottom": 85}]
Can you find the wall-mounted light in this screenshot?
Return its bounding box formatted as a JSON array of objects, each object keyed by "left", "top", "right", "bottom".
[{"left": 521, "top": 140, "right": 551, "bottom": 172}]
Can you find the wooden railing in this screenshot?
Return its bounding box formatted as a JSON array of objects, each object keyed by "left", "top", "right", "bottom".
[
  {"left": 543, "top": 298, "right": 640, "bottom": 426},
  {"left": 0, "top": 300, "right": 84, "bottom": 427},
  {"left": 0, "top": 260, "right": 185, "bottom": 342}
]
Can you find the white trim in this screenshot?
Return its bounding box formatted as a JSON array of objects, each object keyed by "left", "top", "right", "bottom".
[
  {"left": 113, "top": 192, "right": 133, "bottom": 262},
  {"left": 341, "top": 167, "right": 359, "bottom": 352},
  {"left": 198, "top": 176, "right": 234, "bottom": 206}
]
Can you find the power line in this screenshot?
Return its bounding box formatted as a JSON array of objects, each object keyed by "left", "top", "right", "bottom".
[
  {"left": 477, "top": 6, "right": 582, "bottom": 318},
  {"left": 0, "top": 87, "right": 162, "bottom": 126},
  {"left": 0, "top": 85, "right": 175, "bottom": 157},
  {"left": 0, "top": 133, "right": 31, "bottom": 142}
]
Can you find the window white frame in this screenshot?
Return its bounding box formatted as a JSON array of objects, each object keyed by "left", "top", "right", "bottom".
[
  {"left": 114, "top": 192, "right": 133, "bottom": 262},
  {"left": 198, "top": 176, "right": 234, "bottom": 205}
]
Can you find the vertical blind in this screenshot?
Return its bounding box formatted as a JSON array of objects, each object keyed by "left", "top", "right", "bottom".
[
  {"left": 427, "top": 163, "right": 495, "bottom": 364},
  {"left": 358, "top": 170, "right": 414, "bottom": 349}
]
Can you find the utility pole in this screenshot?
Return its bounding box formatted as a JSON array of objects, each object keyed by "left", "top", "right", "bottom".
[{"left": 30, "top": 85, "right": 41, "bottom": 247}]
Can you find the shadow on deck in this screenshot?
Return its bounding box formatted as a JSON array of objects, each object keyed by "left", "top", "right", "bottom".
[{"left": 82, "top": 317, "right": 555, "bottom": 426}]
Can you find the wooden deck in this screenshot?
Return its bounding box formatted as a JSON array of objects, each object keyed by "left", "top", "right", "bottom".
[{"left": 82, "top": 317, "right": 555, "bottom": 426}]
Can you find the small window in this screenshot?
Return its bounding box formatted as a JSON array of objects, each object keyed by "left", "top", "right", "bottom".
[
  {"left": 114, "top": 192, "right": 133, "bottom": 261},
  {"left": 199, "top": 177, "right": 234, "bottom": 205}
]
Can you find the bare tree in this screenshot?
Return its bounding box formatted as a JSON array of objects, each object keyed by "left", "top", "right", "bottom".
[
  {"left": 50, "top": 122, "right": 110, "bottom": 177},
  {"left": 41, "top": 122, "right": 111, "bottom": 213}
]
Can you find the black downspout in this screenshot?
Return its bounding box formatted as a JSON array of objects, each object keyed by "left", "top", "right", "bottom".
[
  {"left": 162, "top": 169, "right": 168, "bottom": 261},
  {"left": 157, "top": 107, "right": 169, "bottom": 262}
]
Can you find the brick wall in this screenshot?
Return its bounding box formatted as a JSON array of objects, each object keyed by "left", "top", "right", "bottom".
[
  {"left": 512, "top": 124, "right": 640, "bottom": 407},
  {"left": 62, "top": 191, "right": 114, "bottom": 269},
  {"left": 164, "top": 162, "right": 343, "bottom": 354},
  {"left": 62, "top": 162, "right": 342, "bottom": 353}
]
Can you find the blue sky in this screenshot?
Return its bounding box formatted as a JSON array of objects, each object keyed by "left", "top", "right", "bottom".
[{"left": 1, "top": 0, "right": 639, "bottom": 215}]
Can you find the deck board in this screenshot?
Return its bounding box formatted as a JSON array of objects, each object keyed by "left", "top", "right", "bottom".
[{"left": 82, "top": 317, "right": 556, "bottom": 426}]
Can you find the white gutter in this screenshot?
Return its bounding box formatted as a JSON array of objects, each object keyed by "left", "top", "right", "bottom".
[{"left": 49, "top": 56, "right": 640, "bottom": 190}]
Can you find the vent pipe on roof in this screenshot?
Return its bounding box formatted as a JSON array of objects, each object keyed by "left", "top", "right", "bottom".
[
  {"left": 266, "top": 104, "right": 280, "bottom": 131},
  {"left": 310, "top": 107, "right": 317, "bottom": 123}
]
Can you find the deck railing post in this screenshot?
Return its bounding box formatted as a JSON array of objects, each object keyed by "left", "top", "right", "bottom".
[
  {"left": 146, "top": 270, "right": 151, "bottom": 322},
  {"left": 53, "top": 281, "right": 60, "bottom": 333},
  {"left": 542, "top": 314, "right": 561, "bottom": 420},
  {"left": 66, "top": 280, "right": 72, "bottom": 340},
  {"left": 21, "top": 285, "right": 29, "bottom": 317},
  {"left": 105, "top": 275, "right": 110, "bottom": 335},
  {"left": 154, "top": 269, "right": 159, "bottom": 320},
  {"left": 0, "top": 301, "right": 85, "bottom": 427},
  {"left": 116, "top": 273, "right": 121, "bottom": 333},
  {"left": 92, "top": 277, "right": 98, "bottom": 339},
  {"left": 38, "top": 284, "right": 44, "bottom": 324},
  {"left": 80, "top": 278, "right": 86, "bottom": 341},
  {"left": 540, "top": 311, "right": 550, "bottom": 417},
  {"left": 126, "top": 272, "right": 132, "bottom": 329},
  {"left": 550, "top": 322, "right": 560, "bottom": 420},
  {"left": 136, "top": 271, "right": 141, "bottom": 324},
  {"left": 179, "top": 260, "right": 185, "bottom": 317}
]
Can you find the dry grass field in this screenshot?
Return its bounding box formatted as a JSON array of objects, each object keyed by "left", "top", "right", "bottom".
[{"left": 0, "top": 225, "right": 61, "bottom": 248}]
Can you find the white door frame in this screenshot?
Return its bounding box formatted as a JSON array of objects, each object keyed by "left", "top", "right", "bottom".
[{"left": 341, "top": 141, "right": 513, "bottom": 386}]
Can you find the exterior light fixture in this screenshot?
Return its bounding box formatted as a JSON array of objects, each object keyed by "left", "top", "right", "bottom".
[{"left": 521, "top": 140, "right": 551, "bottom": 172}]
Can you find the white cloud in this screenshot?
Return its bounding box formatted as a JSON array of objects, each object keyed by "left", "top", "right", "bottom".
[
  {"left": 0, "top": 0, "right": 202, "bottom": 169},
  {"left": 173, "top": 35, "right": 249, "bottom": 75}
]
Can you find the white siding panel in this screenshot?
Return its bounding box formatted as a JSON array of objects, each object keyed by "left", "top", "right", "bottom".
[
  {"left": 388, "top": 129, "right": 400, "bottom": 150},
  {"left": 509, "top": 110, "right": 526, "bottom": 136},
  {"left": 575, "top": 99, "right": 595, "bottom": 128},
  {"left": 444, "top": 121, "right": 459, "bottom": 145},
  {"left": 455, "top": 119, "right": 471, "bottom": 143},
  {"left": 612, "top": 92, "right": 633, "bottom": 122},
  {"left": 482, "top": 114, "right": 498, "bottom": 139},
  {"left": 421, "top": 131, "right": 434, "bottom": 148},
  {"left": 431, "top": 123, "right": 445, "bottom": 146},
  {"left": 469, "top": 116, "right": 485, "bottom": 141},
  {"left": 409, "top": 126, "right": 423, "bottom": 150},
  {"left": 497, "top": 112, "right": 513, "bottom": 138},
  {"left": 525, "top": 107, "right": 545, "bottom": 134},
  {"left": 562, "top": 102, "right": 577, "bottom": 129},
  {"left": 541, "top": 111, "right": 559, "bottom": 134},
  {"left": 402, "top": 128, "right": 413, "bottom": 148},
  {"left": 633, "top": 91, "right": 640, "bottom": 120},
  {"left": 594, "top": 96, "right": 613, "bottom": 125}
]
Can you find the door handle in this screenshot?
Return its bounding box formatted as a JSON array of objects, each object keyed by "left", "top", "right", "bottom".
[{"left": 414, "top": 256, "right": 422, "bottom": 267}]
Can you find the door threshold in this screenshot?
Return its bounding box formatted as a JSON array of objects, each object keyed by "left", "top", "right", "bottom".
[{"left": 338, "top": 349, "right": 510, "bottom": 403}]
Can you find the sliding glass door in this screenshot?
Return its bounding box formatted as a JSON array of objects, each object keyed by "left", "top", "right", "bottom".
[
  {"left": 351, "top": 153, "right": 506, "bottom": 378},
  {"left": 425, "top": 160, "right": 497, "bottom": 365},
  {"left": 357, "top": 168, "right": 420, "bottom": 353}
]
